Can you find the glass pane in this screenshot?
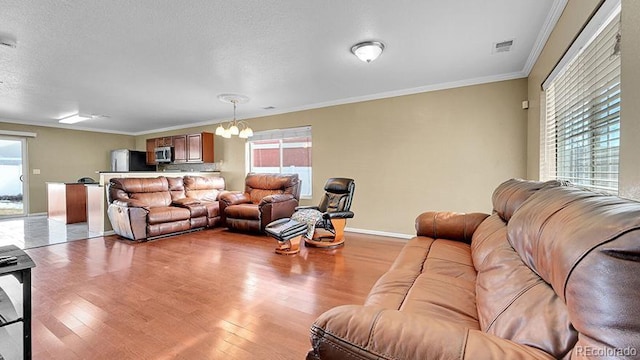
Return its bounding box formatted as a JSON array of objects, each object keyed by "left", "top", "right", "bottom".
[
  {"left": 250, "top": 139, "right": 280, "bottom": 174},
  {"left": 282, "top": 137, "right": 312, "bottom": 197},
  {"left": 0, "top": 139, "right": 24, "bottom": 216}
]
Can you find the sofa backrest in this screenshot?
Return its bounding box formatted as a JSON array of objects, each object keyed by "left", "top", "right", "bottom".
[
  {"left": 473, "top": 179, "right": 576, "bottom": 358},
  {"left": 508, "top": 185, "right": 640, "bottom": 358},
  {"left": 166, "top": 177, "right": 186, "bottom": 201},
  {"left": 244, "top": 173, "right": 300, "bottom": 204},
  {"left": 475, "top": 178, "right": 640, "bottom": 358},
  {"left": 491, "top": 178, "right": 567, "bottom": 222},
  {"left": 108, "top": 177, "right": 172, "bottom": 208},
  {"left": 184, "top": 176, "right": 225, "bottom": 202}
]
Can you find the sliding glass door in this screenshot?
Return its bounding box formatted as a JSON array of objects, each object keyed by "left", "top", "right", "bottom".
[{"left": 0, "top": 137, "right": 26, "bottom": 217}]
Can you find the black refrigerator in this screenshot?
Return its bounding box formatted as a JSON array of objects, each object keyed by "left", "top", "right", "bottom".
[{"left": 110, "top": 149, "right": 155, "bottom": 172}]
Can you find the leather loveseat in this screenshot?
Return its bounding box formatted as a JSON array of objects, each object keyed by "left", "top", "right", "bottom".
[
  {"left": 307, "top": 179, "right": 640, "bottom": 359},
  {"left": 107, "top": 175, "right": 225, "bottom": 240},
  {"left": 220, "top": 173, "right": 301, "bottom": 233}
]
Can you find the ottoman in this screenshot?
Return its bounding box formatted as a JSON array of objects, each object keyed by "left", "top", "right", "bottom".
[{"left": 264, "top": 218, "right": 308, "bottom": 255}]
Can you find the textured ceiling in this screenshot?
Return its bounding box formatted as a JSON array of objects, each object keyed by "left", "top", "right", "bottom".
[{"left": 0, "top": 0, "right": 565, "bottom": 135}]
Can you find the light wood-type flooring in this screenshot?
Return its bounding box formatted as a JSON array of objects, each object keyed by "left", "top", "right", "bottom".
[{"left": 13, "top": 229, "right": 406, "bottom": 359}]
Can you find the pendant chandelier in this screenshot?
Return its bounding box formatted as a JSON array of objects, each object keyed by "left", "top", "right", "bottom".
[{"left": 215, "top": 94, "right": 253, "bottom": 139}]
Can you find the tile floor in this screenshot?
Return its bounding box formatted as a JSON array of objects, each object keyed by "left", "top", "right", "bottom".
[{"left": 0, "top": 215, "right": 101, "bottom": 249}]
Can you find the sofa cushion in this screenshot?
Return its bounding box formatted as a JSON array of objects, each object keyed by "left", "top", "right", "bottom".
[
  {"left": 202, "top": 201, "right": 220, "bottom": 218},
  {"left": 245, "top": 173, "right": 299, "bottom": 204},
  {"left": 491, "top": 178, "right": 566, "bottom": 222},
  {"left": 225, "top": 203, "right": 260, "bottom": 220},
  {"left": 184, "top": 176, "right": 225, "bottom": 201},
  {"left": 166, "top": 176, "right": 186, "bottom": 200},
  {"left": 147, "top": 206, "right": 191, "bottom": 225},
  {"left": 508, "top": 185, "right": 640, "bottom": 356},
  {"left": 472, "top": 214, "right": 576, "bottom": 358},
  {"left": 131, "top": 191, "right": 172, "bottom": 208},
  {"left": 365, "top": 237, "right": 479, "bottom": 330}
]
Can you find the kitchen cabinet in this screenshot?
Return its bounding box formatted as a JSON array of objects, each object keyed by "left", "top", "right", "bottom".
[
  {"left": 156, "top": 137, "right": 173, "bottom": 147},
  {"left": 172, "top": 135, "right": 187, "bottom": 163},
  {"left": 187, "top": 132, "right": 214, "bottom": 163},
  {"left": 145, "top": 132, "right": 214, "bottom": 164},
  {"left": 46, "top": 183, "right": 87, "bottom": 224},
  {"left": 146, "top": 138, "right": 156, "bottom": 164}
]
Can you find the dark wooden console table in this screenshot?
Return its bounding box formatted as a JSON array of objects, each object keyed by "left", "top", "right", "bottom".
[{"left": 0, "top": 245, "right": 35, "bottom": 360}]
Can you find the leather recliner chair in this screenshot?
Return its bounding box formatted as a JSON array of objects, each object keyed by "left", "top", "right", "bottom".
[
  {"left": 219, "top": 173, "right": 301, "bottom": 233},
  {"left": 297, "top": 177, "right": 355, "bottom": 248}
]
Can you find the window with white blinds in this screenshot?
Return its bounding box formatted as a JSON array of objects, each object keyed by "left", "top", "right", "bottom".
[
  {"left": 246, "top": 126, "right": 313, "bottom": 197},
  {"left": 541, "top": 2, "right": 621, "bottom": 193}
]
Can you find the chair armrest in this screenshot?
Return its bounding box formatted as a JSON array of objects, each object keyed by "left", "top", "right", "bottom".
[
  {"left": 323, "top": 211, "right": 354, "bottom": 220},
  {"left": 219, "top": 191, "right": 251, "bottom": 206},
  {"left": 107, "top": 204, "right": 149, "bottom": 240},
  {"left": 171, "top": 198, "right": 201, "bottom": 207},
  {"left": 308, "top": 305, "right": 554, "bottom": 360},
  {"left": 112, "top": 199, "right": 149, "bottom": 210},
  {"left": 259, "top": 193, "right": 295, "bottom": 205},
  {"left": 295, "top": 205, "right": 320, "bottom": 211},
  {"left": 415, "top": 211, "right": 489, "bottom": 244}
]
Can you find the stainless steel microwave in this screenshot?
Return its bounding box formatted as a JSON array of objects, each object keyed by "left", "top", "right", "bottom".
[{"left": 154, "top": 146, "right": 174, "bottom": 163}]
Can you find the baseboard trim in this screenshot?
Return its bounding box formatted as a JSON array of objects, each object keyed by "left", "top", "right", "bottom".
[
  {"left": 345, "top": 227, "right": 413, "bottom": 240},
  {"left": 28, "top": 212, "right": 47, "bottom": 217}
]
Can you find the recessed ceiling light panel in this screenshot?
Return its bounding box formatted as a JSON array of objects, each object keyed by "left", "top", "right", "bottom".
[{"left": 58, "top": 113, "right": 93, "bottom": 124}]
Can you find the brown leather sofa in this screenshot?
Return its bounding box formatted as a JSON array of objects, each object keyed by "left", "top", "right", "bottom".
[
  {"left": 219, "top": 173, "right": 301, "bottom": 233},
  {"left": 307, "top": 179, "right": 640, "bottom": 359},
  {"left": 107, "top": 175, "right": 225, "bottom": 240}
]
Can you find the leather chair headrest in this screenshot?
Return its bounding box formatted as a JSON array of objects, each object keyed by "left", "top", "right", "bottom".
[{"left": 324, "top": 178, "right": 354, "bottom": 194}]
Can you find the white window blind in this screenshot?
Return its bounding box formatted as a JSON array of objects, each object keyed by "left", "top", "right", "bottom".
[{"left": 541, "top": 2, "right": 621, "bottom": 193}]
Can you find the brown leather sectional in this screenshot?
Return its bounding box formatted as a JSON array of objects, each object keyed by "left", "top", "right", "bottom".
[
  {"left": 107, "top": 175, "right": 225, "bottom": 240},
  {"left": 307, "top": 179, "right": 640, "bottom": 359}
]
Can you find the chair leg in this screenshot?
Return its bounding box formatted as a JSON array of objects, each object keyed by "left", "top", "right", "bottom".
[
  {"left": 275, "top": 235, "right": 302, "bottom": 255},
  {"left": 305, "top": 218, "right": 347, "bottom": 248}
]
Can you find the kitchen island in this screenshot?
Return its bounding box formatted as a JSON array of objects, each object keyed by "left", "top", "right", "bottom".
[{"left": 46, "top": 182, "right": 87, "bottom": 224}]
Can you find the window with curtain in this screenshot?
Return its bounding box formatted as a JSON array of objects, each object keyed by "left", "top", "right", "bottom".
[
  {"left": 247, "top": 126, "right": 312, "bottom": 197},
  {"left": 541, "top": 1, "right": 621, "bottom": 193}
]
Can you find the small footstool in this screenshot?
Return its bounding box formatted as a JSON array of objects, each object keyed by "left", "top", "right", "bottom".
[{"left": 264, "top": 218, "right": 308, "bottom": 255}]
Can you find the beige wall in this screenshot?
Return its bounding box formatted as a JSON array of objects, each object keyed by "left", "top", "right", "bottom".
[
  {"left": 141, "top": 79, "right": 529, "bottom": 236},
  {"left": 527, "top": 0, "right": 640, "bottom": 200},
  {"left": 619, "top": 0, "right": 640, "bottom": 199},
  {"left": 0, "top": 122, "right": 134, "bottom": 214}
]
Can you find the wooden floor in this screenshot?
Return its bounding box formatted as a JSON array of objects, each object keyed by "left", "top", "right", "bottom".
[{"left": 14, "top": 229, "right": 405, "bottom": 359}]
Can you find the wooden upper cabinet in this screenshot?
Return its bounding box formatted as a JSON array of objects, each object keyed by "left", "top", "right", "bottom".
[
  {"left": 156, "top": 137, "right": 173, "bottom": 147},
  {"left": 172, "top": 135, "right": 187, "bottom": 163},
  {"left": 187, "top": 132, "right": 214, "bottom": 163},
  {"left": 145, "top": 132, "right": 214, "bottom": 164},
  {"left": 146, "top": 138, "right": 157, "bottom": 165}
]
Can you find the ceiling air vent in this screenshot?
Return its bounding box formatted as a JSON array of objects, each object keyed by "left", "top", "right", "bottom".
[
  {"left": 0, "top": 38, "right": 17, "bottom": 49},
  {"left": 492, "top": 39, "right": 514, "bottom": 54}
]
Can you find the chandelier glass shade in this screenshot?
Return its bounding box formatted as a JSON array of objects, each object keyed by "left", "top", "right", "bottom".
[{"left": 215, "top": 94, "right": 252, "bottom": 139}]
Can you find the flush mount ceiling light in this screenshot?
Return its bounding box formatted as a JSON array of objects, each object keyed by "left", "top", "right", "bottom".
[
  {"left": 58, "top": 113, "right": 93, "bottom": 124},
  {"left": 215, "top": 94, "right": 253, "bottom": 139},
  {"left": 351, "top": 41, "right": 385, "bottom": 63}
]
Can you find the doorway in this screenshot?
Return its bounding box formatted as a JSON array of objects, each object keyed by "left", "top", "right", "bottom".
[{"left": 0, "top": 137, "right": 27, "bottom": 217}]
